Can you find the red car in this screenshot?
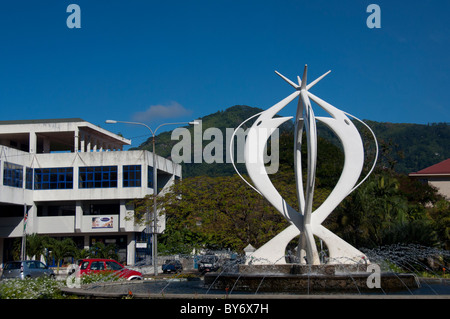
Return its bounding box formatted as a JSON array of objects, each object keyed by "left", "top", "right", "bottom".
[{"left": 78, "top": 258, "right": 143, "bottom": 280}]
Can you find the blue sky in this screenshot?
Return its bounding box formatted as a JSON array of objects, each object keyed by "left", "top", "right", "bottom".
[{"left": 0, "top": 1, "right": 449, "bottom": 146}]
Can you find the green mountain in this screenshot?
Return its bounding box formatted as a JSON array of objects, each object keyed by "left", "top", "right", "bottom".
[
  {"left": 135, "top": 105, "right": 294, "bottom": 177},
  {"left": 317, "top": 120, "right": 450, "bottom": 174},
  {"left": 363, "top": 121, "right": 450, "bottom": 174},
  {"left": 136, "top": 105, "right": 450, "bottom": 177}
]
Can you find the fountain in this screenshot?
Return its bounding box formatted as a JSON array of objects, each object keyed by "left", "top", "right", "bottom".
[
  {"left": 205, "top": 65, "right": 421, "bottom": 294},
  {"left": 60, "top": 245, "right": 449, "bottom": 298},
  {"left": 203, "top": 254, "right": 425, "bottom": 294}
]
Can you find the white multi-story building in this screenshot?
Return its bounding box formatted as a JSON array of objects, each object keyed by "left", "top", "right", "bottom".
[{"left": 0, "top": 118, "right": 181, "bottom": 266}]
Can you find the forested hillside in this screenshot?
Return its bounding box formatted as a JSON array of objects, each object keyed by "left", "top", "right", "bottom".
[{"left": 136, "top": 105, "right": 450, "bottom": 176}]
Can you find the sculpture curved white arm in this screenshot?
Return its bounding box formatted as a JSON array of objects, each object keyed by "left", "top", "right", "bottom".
[
  {"left": 235, "top": 65, "right": 377, "bottom": 265},
  {"left": 308, "top": 91, "right": 365, "bottom": 225},
  {"left": 244, "top": 91, "right": 303, "bottom": 230}
]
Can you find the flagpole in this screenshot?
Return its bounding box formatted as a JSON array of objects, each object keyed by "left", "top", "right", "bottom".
[{"left": 21, "top": 204, "right": 27, "bottom": 260}]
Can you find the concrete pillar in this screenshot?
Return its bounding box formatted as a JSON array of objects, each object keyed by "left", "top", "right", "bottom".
[
  {"left": 74, "top": 130, "right": 79, "bottom": 152},
  {"left": 86, "top": 135, "right": 91, "bottom": 152},
  {"left": 80, "top": 132, "right": 85, "bottom": 152},
  {"left": 29, "top": 132, "right": 37, "bottom": 153},
  {"left": 0, "top": 160, "right": 2, "bottom": 189},
  {"left": 0, "top": 238, "right": 4, "bottom": 267},
  {"left": 73, "top": 163, "right": 79, "bottom": 190},
  {"left": 26, "top": 204, "right": 37, "bottom": 234},
  {"left": 75, "top": 201, "right": 82, "bottom": 232},
  {"left": 83, "top": 235, "right": 90, "bottom": 250},
  {"left": 119, "top": 199, "right": 126, "bottom": 232},
  {"left": 127, "top": 234, "right": 136, "bottom": 266}
]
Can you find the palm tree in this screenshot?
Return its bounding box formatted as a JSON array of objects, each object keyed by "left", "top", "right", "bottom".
[
  {"left": 26, "top": 233, "right": 46, "bottom": 261},
  {"left": 74, "top": 248, "right": 91, "bottom": 261},
  {"left": 330, "top": 173, "right": 411, "bottom": 248},
  {"left": 89, "top": 242, "right": 119, "bottom": 260},
  {"left": 46, "top": 237, "right": 77, "bottom": 273}
]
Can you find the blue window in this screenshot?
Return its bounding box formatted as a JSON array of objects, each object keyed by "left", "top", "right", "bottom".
[
  {"left": 34, "top": 167, "right": 73, "bottom": 190},
  {"left": 79, "top": 166, "right": 117, "bottom": 188},
  {"left": 26, "top": 167, "right": 33, "bottom": 189},
  {"left": 123, "top": 165, "right": 141, "bottom": 187},
  {"left": 147, "top": 166, "right": 154, "bottom": 188},
  {"left": 3, "top": 162, "right": 23, "bottom": 188}
]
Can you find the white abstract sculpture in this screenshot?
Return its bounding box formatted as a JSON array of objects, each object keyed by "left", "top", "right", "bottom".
[{"left": 232, "top": 65, "right": 377, "bottom": 265}]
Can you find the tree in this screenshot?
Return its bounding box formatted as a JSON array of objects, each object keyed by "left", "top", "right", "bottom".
[
  {"left": 427, "top": 200, "right": 450, "bottom": 250},
  {"left": 129, "top": 170, "right": 335, "bottom": 255},
  {"left": 25, "top": 233, "right": 46, "bottom": 261},
  {"left": 396, "top": 173, "right": 443, "bottom": 206},
  {"left": 12, "top": 238, "right": 22, "bottom": 261},
  {"left": 380, "top": 219, "right": 439, "bottom": 247},
  {"left": 89, "top": 242, "right": 119, "bottom": 260},
  {"left": 45, "top": 237, "right": 77, "bottom": 272},
  {"left": 129, "top": 175, "right": 290, "bottom": 254},
  {"left": 327, "top": 171, "right": 443, "bottom": 248},
  {"left": 74, "top": 248, "right": 91, "bottom": 260}
]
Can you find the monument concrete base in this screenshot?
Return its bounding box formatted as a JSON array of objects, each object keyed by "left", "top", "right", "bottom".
[{"left": 204, "top": 264, "right": 420, "bottom": 293}]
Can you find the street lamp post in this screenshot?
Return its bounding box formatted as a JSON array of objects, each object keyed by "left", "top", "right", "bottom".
[{"left": 106, "top": 119, "right": 198, "bottom": 276}]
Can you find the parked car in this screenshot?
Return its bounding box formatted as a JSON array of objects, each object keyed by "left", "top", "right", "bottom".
[
  {"left": 162, "top": 260, "right": 183, "bottom": 273},
  {"left": 198, "top": 255, "right": 220, "bottom": 273},
  {"left": 78, "top": 258, "right": 142, "bottom": 280},
  {"left": 1, "top": 260, "right": 55, "bottom": 280}
]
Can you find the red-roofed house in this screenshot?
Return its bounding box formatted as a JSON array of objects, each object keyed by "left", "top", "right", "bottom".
[{"left": 409, "top": 158, "right": 450, "bottom": 199}]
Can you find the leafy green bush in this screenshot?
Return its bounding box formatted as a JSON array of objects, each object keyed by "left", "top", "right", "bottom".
[
  {"left": 0, "top": 277, "right": 64, "bottom": 299},
  {"left": 79, "top": 271, "right": 123, "bottom": 285}
]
